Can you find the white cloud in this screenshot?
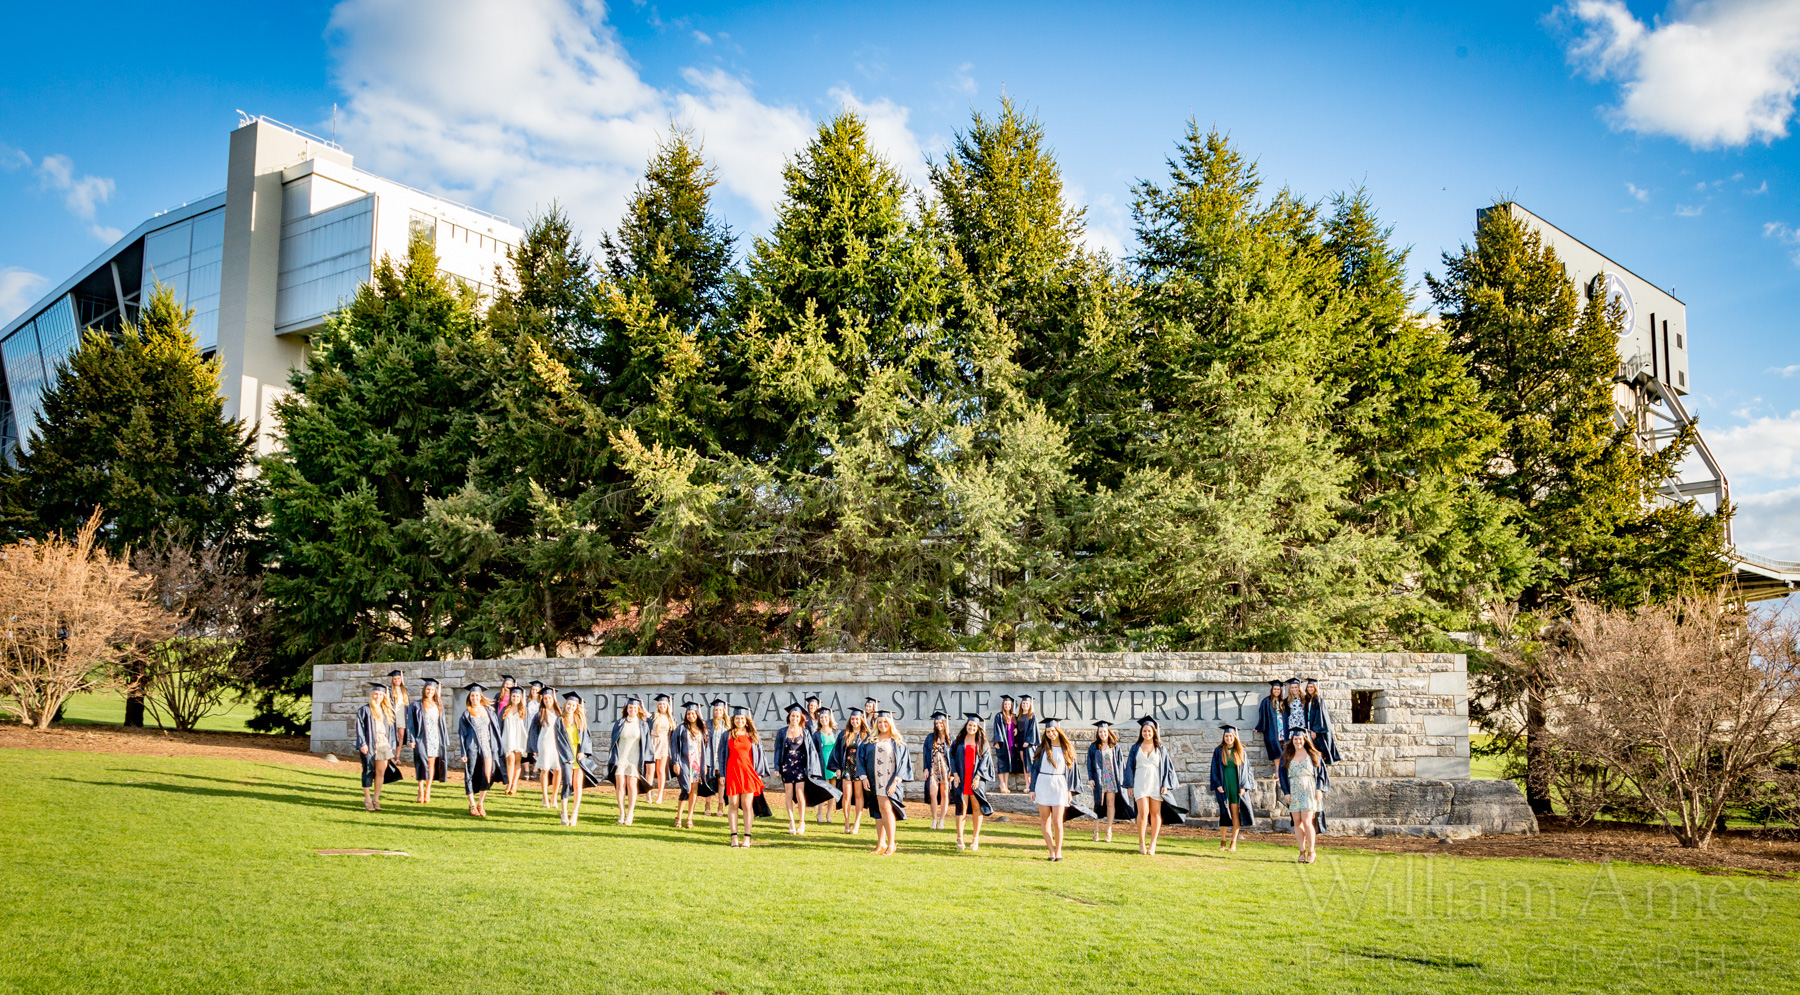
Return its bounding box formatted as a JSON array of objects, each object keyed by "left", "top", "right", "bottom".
[
  {"left": 0, "top": 267, "right": 48, "bottom": 325},
  {"left": 21, "top": 152, "right": 121, "bottom": 242},
  {"left": 1731, "top": 484, "right": 1800, "bottom": 559},
  {"left": 691, "top": 30, "right": 711, "bottom": 45},
  {"left": 1764, "top": 220, "right": 1800, "bottom": 264},
  {"left": 1675, "top": 203, "right": 1705, "bottom": 216},
  {"left": 326, "top": 0, "right": 856, "bottom": 236},
  {"left": 1626, "top": 181, "right": 1651, "bottom": 201},
  {"left": 1065, "top": 181, "right": 1129, "bottom": 260},
  {"left": 1710, "top": 410, "right": 1800, "bottom": 480},
  {"left": 1749, "top": 178, "right": 1770, "bottom": 193},
  {"left": 1558, "top": 0, "right": 1800, "bottom": 147},
  {"left": 1770, "top": 364, "right": 1800, "bottom": 377}
]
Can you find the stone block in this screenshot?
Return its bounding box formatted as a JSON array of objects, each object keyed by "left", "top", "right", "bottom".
[
  {"left": 1449, "top": 779, "right": 1538, "bottom": 835},
  {"left": 1414, "top": 756, "right": 1471, "bottom": 780},
  {"left": 1428, "top": 671, "right": 1468, "bottom": 696}
]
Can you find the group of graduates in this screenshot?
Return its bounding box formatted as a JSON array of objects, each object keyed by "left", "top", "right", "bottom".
[{"left": 350, "top": 672, "right": 1343, "bottom": 862}]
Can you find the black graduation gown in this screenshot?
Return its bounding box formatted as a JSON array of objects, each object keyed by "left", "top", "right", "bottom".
[
  {"left": 1208, "top": 745, "right": 1258, "bottom": 828},
  {"left": 457, "top": 706, "right": 504, "bottom": 795},
  {"left": 947, "top": 737, "right": 995, "bottom": 817},
  {"left": 857, "top": 737, "right": 913, "bottom": 820},
  {"left": 406, "top": 702, "right": 450, "bottom": 782},
  {"left": 354, "top": 705, "right": 406, "bottom": 787},
  {"left": 1121, "top": 743, "right": 1189, "bottom": 826},
  {"left": 1086, "top": 742, "right": 1136, "bottom": 820},
  {"left": 1254, "top": 695, "right": 1285, "bottom": 762},
  {"left": 1304, "top": 698, "right": 1342, "bottom": 764},
  {"left": 672, "top": 725, "right": 709, "bottom": 800}
]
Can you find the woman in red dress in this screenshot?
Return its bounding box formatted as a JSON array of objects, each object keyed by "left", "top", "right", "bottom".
[{"left": 723, "top": 706, "right": 766, "bottom": 848}]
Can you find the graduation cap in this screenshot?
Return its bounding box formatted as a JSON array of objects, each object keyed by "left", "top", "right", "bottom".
[
  {"left": 500, "top": 674, "right": 516, "bottom": 682},
  {"left": 848, "top": 707, "right": 865, "bottom": 717},
  {"left": 563, "top": 691, "right": 583, "bottom": 703},
  {"left": 624, "top": 695, "right": 642, "bottom": 705},
  {"left": 1268, "top": 679, "right": 1284, "bottom": 688},
  {"left": 1000, "top": 694, "right": 1015, "bottom": 703},
  {"left": 529, "top": 680, "right": 545, "bottom": 689},
  {"left": 805, "top": 695, "right": 820, "bottom": 704},
  {"left": 709, "top": 698, "right": 728, "bottom": 708},
  {"left": 731, "top": 705, "right": 752, "bottom": 717},
  {"left": 930, "top": 710, "right": 948, "bottom": 720},
  {"left": 785, "top": 702, "right": 806, "bottom": 714},
  {"left": 1042, "top": 716, "right": 1063, "bottom": 728},
  {"left": 421, "top": 677, "right": 440, "bottom": 687},
  {"left": 963, "top": 712, "right": 983, "bottom": 721},
  {"left": 1219, "top": 723, "right": 1238, "bottom": 732},
  {"left": 682, "top": 700, "right": 701, "bottom": 710},
  {"left": 653, "top": 693, "right": 671, "bottom": 702},
  {"left": 875, "top": 709, "right": 895, "bottom": 718},
  {"left": 1136, "top": 715, "right": 1159, "bottom": 727},
  {"left": 1092, "top": 720, "right": 1114, "bottom": 729},
  {"left": 1305, "top": 677, "right": 1319, "bottom": 684},
  {"left": 1019, "top": 694, "right": 1035, "bottom": 702},
  {"left": 1284, "top": 677, "right": 1302, "bottom": 686},
  {"left": 387, "top": 669, "right": 404, "bottom": 678},
  {"left": 1288, "top": 727, "right": 1310, "bottom": 740},
  {"left": 367, "top": 681, "right": 388, "bottom": 691},
  {"left": 863, "top": 697, "right": 880, "bottom": 706},
  {"left": 464, "top": 682, "right": 487, "bottom": 693}
]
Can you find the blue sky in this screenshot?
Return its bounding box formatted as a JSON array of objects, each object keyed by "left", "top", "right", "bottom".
[{"left": 4, "top": 0, "right": 1800, "bottom": 554}]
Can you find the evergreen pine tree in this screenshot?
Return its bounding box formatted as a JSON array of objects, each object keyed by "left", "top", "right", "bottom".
[
  {"left": 1, "top": 286, "right": 255, "bottom": 552},
  {"left": 1085, "top": 125, "right": 1400, "bottom": 650},
  {"left": 1428, "top": 202, "right": 1732, "bottom": 812},
  {"left": 261, "top": 236, "right": 492, "bottom": 669},
  {"left": 1321, "top": 191, "right": 1530, "bottom": 642}
]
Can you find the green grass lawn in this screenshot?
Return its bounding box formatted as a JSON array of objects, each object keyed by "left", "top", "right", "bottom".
[
  {"left": 4, "top": 748, "right": 1794, "bottom": 995},
  {"left": 46, "top": 691, "right": 271, "bottom": 734}
]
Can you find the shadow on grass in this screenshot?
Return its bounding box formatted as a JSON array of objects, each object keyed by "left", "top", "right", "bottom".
[{"left": 1347, "top": 948, "right": 1483, "bottom": 970}]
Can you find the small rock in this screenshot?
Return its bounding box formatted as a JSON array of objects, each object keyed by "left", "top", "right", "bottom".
[{"left": 325, "top": 754, "right": 339, "bottom": 763}]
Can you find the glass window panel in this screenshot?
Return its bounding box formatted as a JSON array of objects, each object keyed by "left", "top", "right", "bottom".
[
  {"left": 189, "top": 208, "right": 225, "bottom": 251},
  {"left": 142, "top": 220, "right": 194, "bottom": 274},
  {"left": 1, "top": 319, "right": 46, "bottom": 453},
  {"left": 32, "top": 296, "right": 82, "bottom": 379},
  {"left": 277, "top": 195, "right": 374, "bottom": 330}
]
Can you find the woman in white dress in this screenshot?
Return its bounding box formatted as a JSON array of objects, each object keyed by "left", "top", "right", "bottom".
[
  {"left": 1030, "top": 719, "right": 1079, "bottom": 862},
  {"left": 409, "top": 678, "right": 449, "bottom": 805},
  {"left": 1125, "top": 716, "right": 1171, "bottom": 856},
  {"left": 501, "top": 694, "right": 528, "bottom": 794},
  {"left": 535, "top": 688, "right": 564, "bottom": 808},
  {"left": 612, "top": 697, "right": 649, "bottom": 825}
]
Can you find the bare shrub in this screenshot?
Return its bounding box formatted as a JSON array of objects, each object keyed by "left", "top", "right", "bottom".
[
  {"left": 0, "top": 511, "right": 178, "bottom": 729},
  {"left": 132, "top": 541, "right": 262, "bottom": 732},
  {"left": 1547, "top": 594, "right": 1800, "bottom": 848}
]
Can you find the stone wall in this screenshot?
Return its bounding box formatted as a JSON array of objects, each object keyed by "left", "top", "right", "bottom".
[{"left": 312, "top": 650, "right": 1471, "bottom": 781}]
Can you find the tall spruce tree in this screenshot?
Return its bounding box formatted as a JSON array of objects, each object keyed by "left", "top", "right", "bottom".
[
  {"left": 262, "top": 237, "right": 493, "bottom": 669},
  {"left": 1, "top": 286, "right": 255, "bottom": 552},
  {"left": 1321, "top": 192, "right": 1530, "bottom": 642},
  {"left": 1429, "top": 202, "right": 1732, "bottom": 812},
  {"left": 1085, "top": 125, "right": 1400, "bottom": 650}
]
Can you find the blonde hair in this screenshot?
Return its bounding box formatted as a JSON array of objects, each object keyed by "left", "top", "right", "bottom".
[
  {"left": 816, "top": 710, "right": 838, "bottom": 733},
  {"left": 387, "top": 675, "right": 408, "bottom": 711},
  {"left": 465, "top": 690, "right": 487, "bottom": 715},
  {"left": 874, "top": 714, "right": 899, "bottom": 739},
  {"left": 710, "top": 703, "right": 730, "bottom": 733},
  {"left": 506, "top": 695, "right": 526, "bottom": 720},
  {"left": 368, "top": 687, "right": 394, "bottom": 724}
]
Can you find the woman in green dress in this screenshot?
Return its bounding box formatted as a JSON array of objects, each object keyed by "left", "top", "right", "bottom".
[
  {"left": 1209, "top": 723, "right": 1257, "bottom": 852},
  {"left": 813, "top": 707, "right": 839, "bottom": 826}
]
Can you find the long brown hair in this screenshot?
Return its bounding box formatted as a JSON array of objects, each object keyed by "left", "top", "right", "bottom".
[
  {"left": 506, "top": 694, "right": 526, "bottom": 720},
  {"left": 1282, "top": 737, "right": 1322, "bottom": 767},
  {"left": 1095, "top": 727, "right": 1118, "bottom": 749},
  {"left": 843, "top": 712, "right": 869, "bottom": 746},
  {"left": 954, "top": 719, "right": 988, "bottom": 752},
  {"left": 419, "top": 682, "right": 441, "bottom": 710},
  {"left": 1135, "top": 722, "right": 1163, "bottom": 750},
  {"left": 1035, "top": 726, "right": 1074, "bottom": 767},
  {"left": 730, "top": 713, "right": 759, "bottom": 741},
  {"left": 682, "top": 706, "right": 706, "bottom": 737},
  {"left": 465, "top": 690, "right": 487, "bottom": 716},
  {"left": 1220, "top": 729, "right": 1245, "bottom": 767}
]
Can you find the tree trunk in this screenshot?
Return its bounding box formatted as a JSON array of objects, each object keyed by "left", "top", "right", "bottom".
[
  {"left": 1524, "top": 673, "right": 1553, "bottom": 816},
  {"left": 124, "top": 660, "right": 146, "bottom": 727}
]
